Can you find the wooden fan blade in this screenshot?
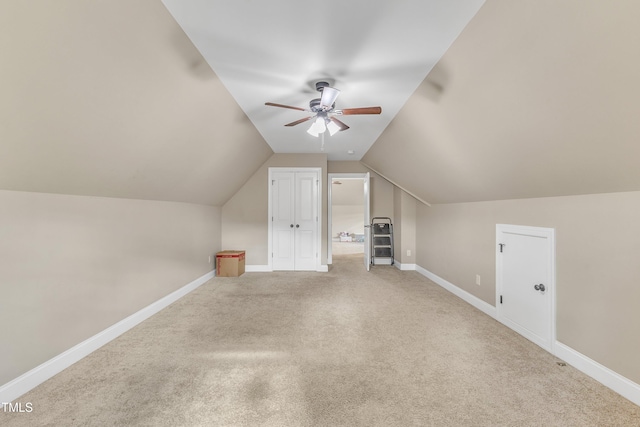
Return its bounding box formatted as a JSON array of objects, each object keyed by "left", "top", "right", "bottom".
[
  {"left": 285, "top": 116, "right": 314, "bottom": 127},
  {"left": 330, "top": 117, "right": 350, "bottom": 131},
  {"left": 339, "top": 106, "right": 382, "bottom": 115},
  {"left": 265, "top": 102, "right": 307, "bottom": 112}
]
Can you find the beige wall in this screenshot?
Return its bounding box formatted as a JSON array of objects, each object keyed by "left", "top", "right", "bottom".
[
  {"left": 416, "top": 191, "right": 640, "bottom": 384},
  {"left": 394, "top": 188, "right": 417, "bottom": 264},
  {"left": 402, "top": 192, "right": 417, "bottom": 264},
  {"left": 330, "top": 179, "right": 365, "bottom": 206},
  {"left": 393, "top": 188, "right": 403, "bottom": 259},
  {"left": 0, "top": 190, "right": 221, "bottom": 385},
  {"left": 222, "top": 154, "right": 328, "bottom": 266}
]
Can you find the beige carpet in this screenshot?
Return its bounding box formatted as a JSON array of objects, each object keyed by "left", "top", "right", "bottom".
[{"left": 3, "top": 254, "right": 639, "bottom": 426}]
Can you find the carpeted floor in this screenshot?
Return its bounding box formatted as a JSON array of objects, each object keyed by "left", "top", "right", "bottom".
[{"left": 2, "top": 254, "right": 639, "bottom": 426}]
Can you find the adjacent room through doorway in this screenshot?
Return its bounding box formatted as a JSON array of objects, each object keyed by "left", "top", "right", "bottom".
[{"left": 330, "top": 177, "right": 366, "bottom": 257}]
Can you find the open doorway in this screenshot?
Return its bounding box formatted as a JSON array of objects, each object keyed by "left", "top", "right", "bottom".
[{"left": 328, "top": 173, "right": 370, "bottom": 269}]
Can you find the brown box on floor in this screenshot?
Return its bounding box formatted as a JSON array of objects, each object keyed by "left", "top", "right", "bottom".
[{"left": 216, "top": 250, "right": 245, "bottom": 277}]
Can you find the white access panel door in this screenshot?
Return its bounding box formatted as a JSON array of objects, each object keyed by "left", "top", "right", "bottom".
[
  {"left": 293, "top": 172, "right": 318, "bottom": 271},
  {"left": 497, "top": 225, "right": 555, "bottom": 352},
  {"left": 272, "top": 172, "right": 295, "bottom": 271}
]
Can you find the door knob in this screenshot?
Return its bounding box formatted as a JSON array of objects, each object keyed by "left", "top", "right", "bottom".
[
  {"left": 290, "top": 224, "right": 294, "bottom": 228},
  {"left": 296, "top": 224, "right": 300, "bottom": 228},
  {"left": 534, "top": 284, "right": 546, "bottom": 292}
]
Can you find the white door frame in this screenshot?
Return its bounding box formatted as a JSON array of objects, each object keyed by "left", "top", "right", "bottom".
[
  {"left": 327, "top": 172, "right": 370, "bottom": 270},
  {"left": 496, "top": 224, "right": 556, "bottom": 352},
  {"left": 268, "top": 167, "right": 322, "bottom": 272}
]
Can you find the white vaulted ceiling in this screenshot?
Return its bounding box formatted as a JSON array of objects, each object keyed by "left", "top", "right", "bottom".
[{"left": 161, "top": 0, "right": 484, "bottom": 160}]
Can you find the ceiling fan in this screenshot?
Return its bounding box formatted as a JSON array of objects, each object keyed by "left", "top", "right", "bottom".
[{"left": 265, "top": 81, "right": 382, "bottom": 137}]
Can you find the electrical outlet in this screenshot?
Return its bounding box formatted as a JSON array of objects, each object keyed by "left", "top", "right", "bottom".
[
  {"left": 407, "top": 249, "right": 411, "bottom": 257},
  {"left": 476, "top": 274, "right": 481, "bottom": 286}
]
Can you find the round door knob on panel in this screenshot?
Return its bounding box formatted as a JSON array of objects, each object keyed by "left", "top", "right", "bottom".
[
  {"left": 290, "top": 224, "right": 294, "bottom": 228},
  {"left": 534, "top": 284, "right": 546, "bottom": 292},
  {"left": 296, "top": 224, "right": 300, "bottom": 228}
]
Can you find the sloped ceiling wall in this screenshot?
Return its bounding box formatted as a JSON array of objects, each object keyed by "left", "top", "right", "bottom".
[
  {"left": 0, "top": 0, "right": 272, "bottom": 206},
  {"left": 363, "top": 0, "right": 640, "bottom": 204},
  {"left": 3, "top": 1, "right": 638, "bottom": 207}
]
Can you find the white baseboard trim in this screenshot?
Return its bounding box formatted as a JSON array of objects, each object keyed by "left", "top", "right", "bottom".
[
  {"left": 317, "top": 265, "right": 329, "bottom": 272},
  {"left": 245, "top": 265, "right": 272, "bottom": 272},
  {"left": 0, "top": 270, "right": 215, "bottom": 404},
  {"left": 416, "top": 265, "right": 497, "bottom": 319},
  {"left": 394, "top": 260, "right": 416, "bottom": 271},
  {"left": 554, "top": 341, "right": 640, "bottom": 406}
]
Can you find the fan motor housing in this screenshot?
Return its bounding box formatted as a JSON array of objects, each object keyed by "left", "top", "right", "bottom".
[
  {"left": 315, "top": 81, "right": 330, "bottom": 92},
  {"left": 309, "top": 98, "right": 322, "bottom": 112}
]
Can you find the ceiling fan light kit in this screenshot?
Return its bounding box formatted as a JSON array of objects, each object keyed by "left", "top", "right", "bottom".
[
  {"left": 320, "top": 86, "right": 340, "bottom": 110},
  {"left": 266, "top": 81, "right": 382, "bottom": 138},
  {"left": 326, "top": 119, "right": 341, "bottom": 136},
  {"left": 307, "top": 117, "right": 327, "bottom": 137}
]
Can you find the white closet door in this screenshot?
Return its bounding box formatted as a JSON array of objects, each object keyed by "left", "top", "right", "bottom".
[
  {"left": 271, "top": 172, "right": 295, "bottom": 271},
  {"left": 294, "top": 171, "right": 318, "bottom": 270},
  {"left": 270, "top": 169, "right": 319, "bottom": 271}
]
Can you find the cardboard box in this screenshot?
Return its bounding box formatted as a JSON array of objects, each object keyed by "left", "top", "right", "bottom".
[{"left": 216, "top": 250, "right": 245, "bottom": 277}]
